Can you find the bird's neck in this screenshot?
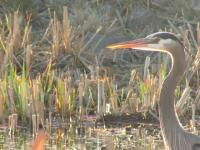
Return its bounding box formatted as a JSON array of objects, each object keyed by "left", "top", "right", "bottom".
[
  {"left": 159, "top": 72, "right": 181, "bottom": 130},
  {"left": 158, "top": 48, "right": 186, "bottom": 148}
]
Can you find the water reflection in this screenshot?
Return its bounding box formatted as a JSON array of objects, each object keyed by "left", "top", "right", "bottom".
[{"left": 0, "top": 122, "right": 164, "bottom": 149}]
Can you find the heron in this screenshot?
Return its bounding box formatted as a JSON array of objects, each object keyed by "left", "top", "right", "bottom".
[{"left": 107, "top": 32, "right": 200, "bottom": 150}]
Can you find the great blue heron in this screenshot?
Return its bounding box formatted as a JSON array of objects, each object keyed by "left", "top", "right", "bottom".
[{"left": 107, "top": 32, "right": 200, "bottom": 150}]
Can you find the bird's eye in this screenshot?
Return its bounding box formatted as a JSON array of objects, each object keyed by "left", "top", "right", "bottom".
[
  {"left": 145, "top": 37, "right": 160, "bottom": 44},
  {"left": 152, "top": 37, "right": 160, "bottom": 43}
]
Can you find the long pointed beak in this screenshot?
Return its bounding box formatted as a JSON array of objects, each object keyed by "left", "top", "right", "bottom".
[{"left": 106, "top": 38, "right": 151, "bottom": 49}]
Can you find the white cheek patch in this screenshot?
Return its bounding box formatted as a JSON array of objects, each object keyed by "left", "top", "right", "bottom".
[
  {"left": 130, "top": 38, "right": 176, "bottom": 57},
  {"left": 147, "top": 43, "right": 164, "bottom": 52},
  {"left": 148, "top": 39, "right": 172, "bottom": 50},
  {"left": 147, "top": 39, "right": 176, "bottom": 52},
  {"left": 160, "top": 39, "right": 174, "bottom": 45}
]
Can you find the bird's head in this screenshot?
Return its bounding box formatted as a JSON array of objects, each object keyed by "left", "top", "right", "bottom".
[
  {"left": 107, "top": 32, "right": 187, "bottom": 79},
  {"left": 107, "top": 32, "right": 184, "bottom": 54}
]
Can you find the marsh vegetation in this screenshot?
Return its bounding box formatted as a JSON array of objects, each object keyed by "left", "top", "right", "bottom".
[{"left": 0, "top": 0, "right": 200, "bottom": 149}]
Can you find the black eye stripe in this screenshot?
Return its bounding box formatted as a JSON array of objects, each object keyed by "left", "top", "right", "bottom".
[
  {"left": 155, "top": 33, "right": 179, "bottom": 41},
  {"left": 152, "top": 32, "right": 184, "bottom": 47}
]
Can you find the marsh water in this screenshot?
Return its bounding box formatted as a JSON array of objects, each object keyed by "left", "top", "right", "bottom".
[{"left": 0, "top": 116, "right": 164, "bottom": 150}]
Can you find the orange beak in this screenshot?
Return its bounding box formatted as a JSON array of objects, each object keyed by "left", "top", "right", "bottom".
[{"left": 106, "top": 38, "right": 150, "bottom": 49}]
